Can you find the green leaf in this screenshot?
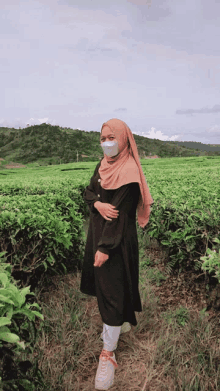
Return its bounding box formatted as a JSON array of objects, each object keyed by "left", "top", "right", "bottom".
[
  {"left": 0, "top": 294, "right": 14, "bottom": 305},
  {"left": 0, "top": 331, "right": 20, "bottom": 343},
  {"left": 31, "top": 310, "right": 44, "bottom": 320},
  {"left": 12, "top": 309, "right": 35, "bottom": 321},
  {"left": 0, "top": 317, "right": 11, "bottom": 327},
  {"left": 0, "top": 273, "right": 9, "bottom": 288}
]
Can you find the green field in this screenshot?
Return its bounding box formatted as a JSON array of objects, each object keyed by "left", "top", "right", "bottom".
[{"left": 0, "top": 155, "right": 220, "bottom": 390}]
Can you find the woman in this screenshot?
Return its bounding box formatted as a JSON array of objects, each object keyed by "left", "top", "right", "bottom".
[{"left": 80, "top": 118, "right": 154, "bottom": 390}]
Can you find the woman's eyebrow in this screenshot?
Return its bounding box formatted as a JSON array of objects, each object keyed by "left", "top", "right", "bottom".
[{"left": 101, "top": 134, "right": 114, "bottom": 138}]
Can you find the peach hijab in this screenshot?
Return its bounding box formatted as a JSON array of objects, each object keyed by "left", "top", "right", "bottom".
[{"left": 98, "top": 118, "right": 154, "bottom": 228}]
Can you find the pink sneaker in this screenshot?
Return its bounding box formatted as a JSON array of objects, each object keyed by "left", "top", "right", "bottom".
[{"left": 95, "top": 349, "right": 118, "bottom": 390}]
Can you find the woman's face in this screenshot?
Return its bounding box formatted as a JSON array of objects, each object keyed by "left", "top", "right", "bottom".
[{"left": 100, "top": 127, "right": 116, "bottom": 144}]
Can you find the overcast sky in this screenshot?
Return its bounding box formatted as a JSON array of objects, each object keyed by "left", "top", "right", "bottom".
[{"left": 1, "top": 0, "right": 220, "bottom": 144}]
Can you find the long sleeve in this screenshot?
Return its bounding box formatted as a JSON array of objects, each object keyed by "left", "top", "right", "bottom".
[
  {"left": 83, "top": 162, "right": 101, "bottom": 214},
  {"left": 97, "top": 182, "right": 140, "bottom": 256}
]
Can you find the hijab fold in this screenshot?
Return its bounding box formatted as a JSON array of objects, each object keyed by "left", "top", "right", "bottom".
[{"left": 98, "top": 118, "right": 154, "bottom": 228}]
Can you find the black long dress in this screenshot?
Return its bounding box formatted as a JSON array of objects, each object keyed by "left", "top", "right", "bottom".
[{"left": 80, "top": 159, "right": 142, "bottom": 326}]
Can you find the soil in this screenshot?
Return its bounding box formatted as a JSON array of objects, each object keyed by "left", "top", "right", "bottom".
[
  {"left": 146, "top": 246, "right": 220, "bottom": 328},
  {"left": 0, "top": 158, "right": 27, "bottom": 169}
]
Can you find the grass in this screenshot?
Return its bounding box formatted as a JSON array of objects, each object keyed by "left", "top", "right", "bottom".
[{"left": 22, "top": 222, "right": 220, "bottom": 391}]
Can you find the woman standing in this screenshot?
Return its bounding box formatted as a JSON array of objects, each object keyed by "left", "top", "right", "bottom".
[{"left": 80, "top": 118, "right": 154, "bottom": 390}]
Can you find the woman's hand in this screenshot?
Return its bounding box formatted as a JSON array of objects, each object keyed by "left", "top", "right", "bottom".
[
  {"left": 94, "top": 250, "right": 109, "bottom": 267},
  {"left": 95, "top": 202, "right": 119, "bottom": 221}
]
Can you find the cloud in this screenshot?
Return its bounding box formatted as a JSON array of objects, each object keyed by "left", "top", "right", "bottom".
[
  {"left": 126, "top": 0, "right": 152, "bottom": 8},
  {"left": 207, "top": 124, "right": 220, "bottom": 133},
  {"left": 0, "top": 117, "right": 57, "bottom": 128},
  {"left": 176, "top": 104, "right": 220, "bottom": 115},
  {"left": 126, "top": 0, "right": 172, "bottom": 17},
  {"left": 114, "top": 108, "right": 127, "bottom": 112},
  {"left": 141, "top": 127, "right": 182, "bottom": 141}
]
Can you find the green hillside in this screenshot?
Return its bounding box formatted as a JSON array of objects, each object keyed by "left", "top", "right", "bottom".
[{"left": 0, "top": 123, "right": 219, "bottom": 169}]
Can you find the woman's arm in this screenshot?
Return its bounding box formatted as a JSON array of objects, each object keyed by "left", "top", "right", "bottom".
[
  {"left": 97, "top": 182, "right": 140, "bottom": 255},
  {"left": 83, "top": 162, "right": 101, "bottom": 213}
]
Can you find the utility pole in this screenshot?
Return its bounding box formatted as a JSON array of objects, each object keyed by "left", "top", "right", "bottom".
[{"left": 76, "top": 150, "right": 78, "bottom": 162}]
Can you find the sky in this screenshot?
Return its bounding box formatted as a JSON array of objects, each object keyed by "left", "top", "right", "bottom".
[{"left": 1, "top": 0, "right": 220, "bottom": 144}]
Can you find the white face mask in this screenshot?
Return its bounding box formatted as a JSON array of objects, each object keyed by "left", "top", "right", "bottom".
[{"left": 101, "top": 140, "right": 119, "bottom": 157}]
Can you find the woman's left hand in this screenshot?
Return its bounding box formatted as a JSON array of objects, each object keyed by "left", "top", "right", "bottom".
[{"left": 94, "top": 250, "right": 109, "bottom": 267}]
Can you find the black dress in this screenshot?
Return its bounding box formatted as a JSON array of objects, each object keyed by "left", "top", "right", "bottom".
[{"left": 80, "top": 159, "right": 142, "bottom": 326}]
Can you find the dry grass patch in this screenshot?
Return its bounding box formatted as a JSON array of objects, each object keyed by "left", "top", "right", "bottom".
[{"left": 31, "top": 247, "right": 220, "bottom": 390}]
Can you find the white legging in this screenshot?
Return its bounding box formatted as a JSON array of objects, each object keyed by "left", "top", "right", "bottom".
[{"left": 102, "top": 323, "right": 122, "bottom": 351}]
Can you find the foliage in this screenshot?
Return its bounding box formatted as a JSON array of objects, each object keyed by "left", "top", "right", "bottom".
[
  {"left": 200, "top": 238, "right": 220, "bottom": 283},
  {"left": 0, "top": 253, "right": 45, "bottom": 390},
  {"left": 0, "top": 123, "right": 220, "bottom": 169},
  {"left": 0, "top": 153, "right": 220, "bottom": 388}
]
